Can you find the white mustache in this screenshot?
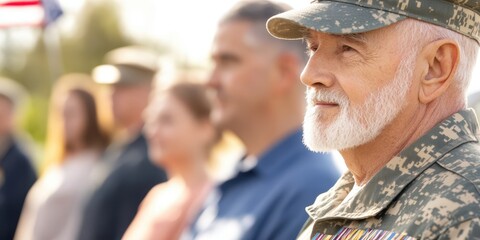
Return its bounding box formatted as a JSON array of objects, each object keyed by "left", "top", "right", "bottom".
[{"left": 305, "top": 88, "right": 349, "bottom": 107}]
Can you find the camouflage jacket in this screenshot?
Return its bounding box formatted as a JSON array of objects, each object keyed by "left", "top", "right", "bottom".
[{"left": 298, "top": 109, "right": 480, "bottom": 240}]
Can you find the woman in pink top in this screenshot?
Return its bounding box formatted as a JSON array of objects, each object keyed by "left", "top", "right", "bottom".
[{"left": 123, "top": 82, "right": 219, "bottom": 240}]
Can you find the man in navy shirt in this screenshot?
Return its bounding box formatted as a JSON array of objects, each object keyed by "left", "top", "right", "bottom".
[{"left": 185, "top": 1, "right": 341, "bottom": 239}]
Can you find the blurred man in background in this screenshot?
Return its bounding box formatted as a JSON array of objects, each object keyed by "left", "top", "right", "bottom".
[
  {"left": 76, "top": 46, "right": 167, "bottom": 240},
  {"left": 185, "top": 1, "right": 341, "bottom": 240},
  {"left": 0, "top": 77, "right": 37, "bottom": 240}
]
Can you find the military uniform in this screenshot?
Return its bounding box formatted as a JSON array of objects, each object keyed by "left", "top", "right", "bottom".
[
  {"left": 266, "top": 0, "right": 480, "bottom": 239},
  {"left": 292, "top": 109, "right": 480, "bottom": 239}
]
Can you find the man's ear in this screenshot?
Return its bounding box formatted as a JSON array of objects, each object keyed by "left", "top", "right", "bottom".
[{"left": 418, "top": 39, "right": 460, "bottom": 104}]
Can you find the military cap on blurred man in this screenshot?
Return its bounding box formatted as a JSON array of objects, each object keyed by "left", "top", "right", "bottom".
[
  {"left": 268, "top": 0, "right": 480, "bottom": 239},
  {"left": 92, "top": 46, "right": 158, "bottom": 86},
  {"left": 76, "top": 46, "right": 167, "bottom": 240}
]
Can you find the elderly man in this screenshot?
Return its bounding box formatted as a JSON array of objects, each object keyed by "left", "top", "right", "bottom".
[
  {"left": 267, "top": 0, "right": 480, "bottom": 239},
  {"left": 185, "top": 1, "right": 341, "bottom": 240}
]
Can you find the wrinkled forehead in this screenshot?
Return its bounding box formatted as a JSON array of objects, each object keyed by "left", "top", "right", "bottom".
[{"left": 303, "top": 29, "right": 369, "bottom": 43}]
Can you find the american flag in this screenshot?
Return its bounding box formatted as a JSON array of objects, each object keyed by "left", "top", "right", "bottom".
[{"left": 0, "top": 0, "right": 63, "bottom": 28}]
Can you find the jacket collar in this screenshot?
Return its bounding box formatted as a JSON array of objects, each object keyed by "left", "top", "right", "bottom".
[
  {"left": 251, "top": 127, "right": 309, "bottom": 177},
  {"left": 233, "top": 127, "right": 308, "bottom": 178}
]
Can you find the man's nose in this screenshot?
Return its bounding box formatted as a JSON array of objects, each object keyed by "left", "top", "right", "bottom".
[
  {"left": 301, "top": 52, "right": 336, "bottom": 89},
  {"left": 207, "top": 66, "right": 221, "bottom": 89}
]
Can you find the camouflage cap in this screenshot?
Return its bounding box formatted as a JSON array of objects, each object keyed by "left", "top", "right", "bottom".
[{"left": 266, "top": 0, "right": 480, "bottom": 43}]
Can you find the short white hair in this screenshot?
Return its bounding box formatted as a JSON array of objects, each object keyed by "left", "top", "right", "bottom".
[{"left": 395, "top": 19, "right": 479, "bottom": 96}]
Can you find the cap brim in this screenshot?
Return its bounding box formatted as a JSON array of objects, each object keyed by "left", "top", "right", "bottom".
[
  {"left": 92, "top": 64, "right": 154, "bottom": 85},
  {"left": 267, "top": 1, "right": 406, "bottom": 39},
  {"left": 92, "top": 65, "right": 122, "bottom": 85}
]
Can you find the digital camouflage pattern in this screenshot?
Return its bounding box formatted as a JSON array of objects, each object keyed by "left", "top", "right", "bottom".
[
  {"left": 297, "top": 109, "right": 480, "bottom": 240},
  {"left": 267, "top": 0, "right": 480, "bottom": 43}
]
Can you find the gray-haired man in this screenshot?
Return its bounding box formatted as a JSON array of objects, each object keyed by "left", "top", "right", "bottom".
[{"left": 268, "top": 0, "right": 480, "bottom": 239}]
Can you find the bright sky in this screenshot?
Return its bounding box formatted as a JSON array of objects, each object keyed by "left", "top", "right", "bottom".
[
  {"left": 112, "top": 0, "right": 310, "bottom": 63},
  {"left": 60, "top": 0, "right": 480, "bottom": 94}
]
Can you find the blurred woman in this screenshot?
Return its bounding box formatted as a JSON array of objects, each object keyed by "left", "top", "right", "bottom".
[
  {"left": 15, "top": 73, "right": 110, "bottom": 240},
  {"left": 122, "top": 82, "right": 219, "bottom": 240}
]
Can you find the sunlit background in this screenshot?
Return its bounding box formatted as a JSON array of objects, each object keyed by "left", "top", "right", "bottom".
[{"left": 2, "top": 0, "right": 480, "bottom": 149}]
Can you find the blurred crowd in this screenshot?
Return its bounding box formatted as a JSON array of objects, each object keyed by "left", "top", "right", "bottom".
[
  {"left": 3, "top": 0, "right": 480, "bottom": 240},
  {"left": 0, "top": 1, "right": 342, "bottom": 240}
]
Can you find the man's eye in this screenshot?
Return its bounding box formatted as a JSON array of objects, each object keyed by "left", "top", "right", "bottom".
[
  {"left": 306, "top": 45, "right": 318, "bottom": 57},
  {"left": 220, "top": 56, "right": 240, "bottom": 66},
  {"left": 341, "top": 45, "right": 355, "bottom": 52}
]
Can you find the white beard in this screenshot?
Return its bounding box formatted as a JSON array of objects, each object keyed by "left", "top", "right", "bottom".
[{"left": 303, "top": 53, "right": 416, "bottom": 152}]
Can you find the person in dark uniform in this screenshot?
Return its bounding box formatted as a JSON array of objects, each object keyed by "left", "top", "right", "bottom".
[
  {"left": 76, "top": 46, "right": 167, "bottom": 240},
  {"left": 0, "top": 77, "right": 36, "bottom": 240}
]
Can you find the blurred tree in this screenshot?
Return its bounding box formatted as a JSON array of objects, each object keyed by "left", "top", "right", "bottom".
[{"left": 61, "top": 1, "right": 132, "bottom": 74}]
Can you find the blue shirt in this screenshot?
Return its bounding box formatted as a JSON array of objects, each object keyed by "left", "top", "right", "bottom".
[{"left": 186, "top": 128, "right": 341, "bottom": 240}]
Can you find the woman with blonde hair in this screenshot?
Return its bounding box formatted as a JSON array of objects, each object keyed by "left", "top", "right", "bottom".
[
  {"left": 15, "top": 73, "right": 110, "bottom": 240},
  {"left": 122, "top": 80, "right": 223, "bottom": 240}
]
